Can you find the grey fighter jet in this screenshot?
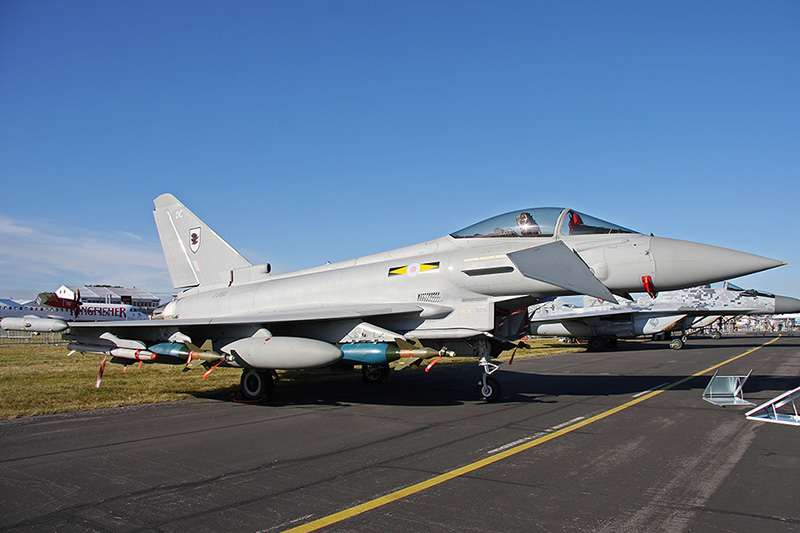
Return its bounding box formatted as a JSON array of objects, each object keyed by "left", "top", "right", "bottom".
[
  {"left": 529, "top": 283, "right": 800, "bottom": 351},
  {"left": 65, "top": 195, "right": 785, "bottom": 402}
]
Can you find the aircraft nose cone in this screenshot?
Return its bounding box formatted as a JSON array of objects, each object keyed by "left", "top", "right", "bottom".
[
  {"left": 774, "top": 295, "right": 800, "bottom": 314},
  {"left": 649, "top": 237, "right": 785, "bottom": 291}
]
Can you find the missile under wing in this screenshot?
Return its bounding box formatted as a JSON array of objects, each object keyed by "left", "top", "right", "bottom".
[{"left": 65, "top": 195, "right": 785, "bottom": 402}]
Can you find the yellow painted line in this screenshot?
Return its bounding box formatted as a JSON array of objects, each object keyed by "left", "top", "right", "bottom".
[{"left": 284, "top": 336, "right": 781, "bottom": 532}]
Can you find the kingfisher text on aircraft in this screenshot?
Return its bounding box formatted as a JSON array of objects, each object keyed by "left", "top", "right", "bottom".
[{"left": 1, "top": 292, "right": 148, "bottom": 333}]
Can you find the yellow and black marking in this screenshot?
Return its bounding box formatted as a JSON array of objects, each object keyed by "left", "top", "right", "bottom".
[{"left": 388, "top": 262, "right": 440, "bottom": 277}]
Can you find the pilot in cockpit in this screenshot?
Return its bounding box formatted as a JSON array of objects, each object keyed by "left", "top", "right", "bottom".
[
  {"left": 567, "top": 211, "right": 585, "bottom": 234},
  {"left": 516, "top": 211, "right": 540, "bottom": 236}
]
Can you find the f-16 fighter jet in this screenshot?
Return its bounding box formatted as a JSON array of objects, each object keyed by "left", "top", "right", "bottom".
[
  {"left": 65, "top": 196, "right": 785, "bottom": 402},
  {"left": 529, "top": 282, "right": 800, "bottom": 351}
]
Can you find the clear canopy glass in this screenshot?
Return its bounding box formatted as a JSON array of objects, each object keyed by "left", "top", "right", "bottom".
[
  {"left": 450, "top": 208, "right": 563, "bottom": 238},
  {"left": 725, "top": 282, "right": 773, "bottom": 298},
  {"left": 450, "top": 208, "right": 637, "bottom": 239},
  {"left": 558, "top": 210, "right": 637, "bottom": 236}
]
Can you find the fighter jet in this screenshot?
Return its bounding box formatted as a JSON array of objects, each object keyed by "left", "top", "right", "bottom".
[
  {"left": 1, "top": 290, "right": 148, "bottom": 332},
  {"left": 529, "top": 283, "right": 800, "bottom": 351},
  {"left": 64, "top": 195, "right": 785, "bottom": 402}
]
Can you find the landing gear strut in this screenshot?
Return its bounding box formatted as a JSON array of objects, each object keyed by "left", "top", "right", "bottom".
[
  {"left": 477, "top": 355, "right": 502, "bottom": 402},
  {"left": 240, "top": 369, "right": 275, "bottom": 401}
]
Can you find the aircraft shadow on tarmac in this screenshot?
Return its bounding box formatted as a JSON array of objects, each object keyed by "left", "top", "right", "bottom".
[
  {"left": 187, "top": 362, "right": 800, "bottom": 409},
  {"left": 595, "top": 336, "right": 800, "bottom": 352}
]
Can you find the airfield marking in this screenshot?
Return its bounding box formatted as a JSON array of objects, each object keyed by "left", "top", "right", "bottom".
[
  {"left": 283, "top": 337, "right": 782, "bottom": 533},
  {"left": 632, "top": 382, "right": 670, "bottom": 398},
  {"left": 487, "top": 416, "right": 587, "bottom": 455}
]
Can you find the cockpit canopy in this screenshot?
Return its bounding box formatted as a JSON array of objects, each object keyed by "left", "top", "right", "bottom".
[
  {"left": 450, "top": 208, "right": 638, "bottom": 239},
  {"left": 724, "top": 282, "right": 774, "bottom": 298}
]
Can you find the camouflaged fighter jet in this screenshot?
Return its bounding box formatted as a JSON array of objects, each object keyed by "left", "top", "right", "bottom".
[
  {"left": 529, "top": 282, "right": 800, "bottom": 351},
  {"left": 65, "top": 195, "right": 785, "bottom": 402}
]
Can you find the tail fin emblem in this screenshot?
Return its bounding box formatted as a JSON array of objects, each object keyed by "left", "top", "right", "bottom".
[{"left": 189, "top": 227, "right": 201, "bottom": 253}]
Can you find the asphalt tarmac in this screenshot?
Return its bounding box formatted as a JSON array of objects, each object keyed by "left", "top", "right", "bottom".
[{"left": 1, "top": 335, "right": 798, "bottom": 532}]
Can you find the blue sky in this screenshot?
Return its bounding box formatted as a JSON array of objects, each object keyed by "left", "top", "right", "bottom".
[{"left": 1, "top": 1, "right": 798, "bottom": 302}]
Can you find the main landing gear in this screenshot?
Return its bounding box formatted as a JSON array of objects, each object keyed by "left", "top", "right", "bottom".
[
  {"left": 239, "top": 369, "right": 276, "bottom": 401},
  {"left": 669, "top": 336, "right": 687, "bottom": 350},
  {"left": 361, "top": 364, "right": 391, "bottom": 384},
  {"left": 587, "top": 336, "right": 618, "bottom": 352}
]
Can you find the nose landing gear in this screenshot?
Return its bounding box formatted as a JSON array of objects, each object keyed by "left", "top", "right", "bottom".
[{"left": 477, "top": 355, "right": 502, "bottom": 402}]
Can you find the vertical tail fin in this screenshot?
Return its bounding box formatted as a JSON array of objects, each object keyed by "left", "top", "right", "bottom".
[
  {"left": 583, "top": 295, "right": 606, "bottom": 308},
  {"left": 153, "top": 194, "right": 251, "bottom": 289}
]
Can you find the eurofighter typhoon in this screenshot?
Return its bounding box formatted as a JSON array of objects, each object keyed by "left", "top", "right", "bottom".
[
  {"left": 65, "top": 195, "right": 785, "bottom": 402},
  {"left": 530, "top": 283, "right": 800, "bottom": 351}
]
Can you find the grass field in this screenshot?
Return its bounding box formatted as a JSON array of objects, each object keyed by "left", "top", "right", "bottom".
[{"left": 0, "top": 339, "right": 585, "bottom": 419}]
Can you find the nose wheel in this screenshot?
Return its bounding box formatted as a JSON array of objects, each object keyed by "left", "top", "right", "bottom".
[
  {"left": 477, "top": 376, "right": 502, "bottom": 402},
  {"left": 477, "top": 355, "right": 502, "bottom": 402}
]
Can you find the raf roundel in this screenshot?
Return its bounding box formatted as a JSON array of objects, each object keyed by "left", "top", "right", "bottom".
[{"left": 388, "top": 262, "right": 441, "bottom": 277}]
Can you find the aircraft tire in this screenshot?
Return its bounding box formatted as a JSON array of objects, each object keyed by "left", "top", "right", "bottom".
[
  {"left": 587, "top": 336, "right": 606, "bottom": 352},
  {"left": 240, "top": 369, "right": 273, "bottom": 401},
  {"left": 362, "top": 364, "right": 390, "bottom": 384},
  {"left": 712, "top": 331, "right": 722, "bottom": 340},
  {"left": 604, "top": 336, "right": 618, "bottom": 350},
  {"left": 477, "top": 377, "right": 501, "bottom": 402},
  {"left": 669, "top": 338, "right": 684, "bottom": 350}
]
